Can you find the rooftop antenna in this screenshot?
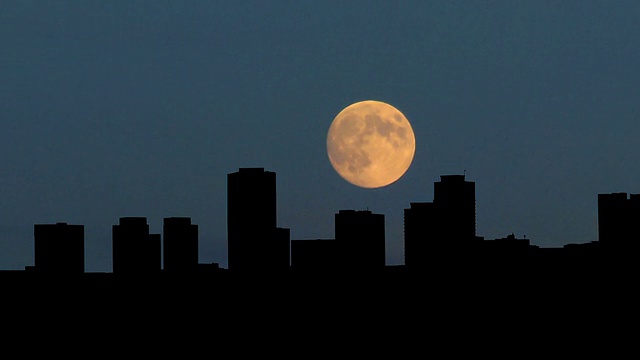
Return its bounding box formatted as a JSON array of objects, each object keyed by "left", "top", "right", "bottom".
[{"left": 463, "top": 169, "right": 467, "bottom": 178}]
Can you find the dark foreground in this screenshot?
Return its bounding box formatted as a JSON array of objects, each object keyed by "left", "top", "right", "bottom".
[{"left": 0, "top": 264, "right": 634, "bottom": 354}]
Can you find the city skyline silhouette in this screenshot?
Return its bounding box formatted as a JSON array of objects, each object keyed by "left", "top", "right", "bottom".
[
  {"left": 3, "top": 166, "right": 636, "bottom": 344},
  {"left": 6, "top": 166, "right": 637, "bottom": 283},
  {"left": 4, "top": 2, "right": 640, "bottom": 275},
  {"left": 4, "top": 3, "right": 639, "bottom": 341}
]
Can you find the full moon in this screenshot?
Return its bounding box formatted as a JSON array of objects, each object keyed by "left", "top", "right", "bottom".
[{"left": 327, "top": 100, "right": 416, "bottom": 189}]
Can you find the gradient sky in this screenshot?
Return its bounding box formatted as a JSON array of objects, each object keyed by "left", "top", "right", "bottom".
[{"left": 2, "top": 1, "right": 639, "bottom": 272}]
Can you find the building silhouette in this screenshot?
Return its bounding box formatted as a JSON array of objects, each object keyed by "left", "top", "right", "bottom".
[
  {"left": 404, "top": 174, "right": 479, "bottom": 268},
  {"left": 480, "top": 233, "right": 537, "bottom": 270},
  {"left": 227, "top": 168, "right": 290, "bottom": 272},
  {"left": 434, "top": 174, "right": 476, "bottom": 241},
  {"left": 33, "top": 222, "right": 84, "bottom": 273},
  {"left": 403, "top": 202, "right": 437, "bottom": 268},
  {"left": 112, "top": 217, "right": 161, "bottom": 274},
  {"left": 482, "top": 233, "right": 532, "bottom": 253},
  {"left": 598, "top": 192, "right": 640, "bottom": 249},
  {"left": 335, "top": 209, "right": 385, "bottom": 270},
  {"left": 163, "top": 217, "right": 199, "bottom": 273}
]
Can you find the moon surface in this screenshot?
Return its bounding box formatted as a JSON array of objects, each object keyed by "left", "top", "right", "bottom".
[{"left": 327, "top": 100, "right": 416, "bottom": 189}]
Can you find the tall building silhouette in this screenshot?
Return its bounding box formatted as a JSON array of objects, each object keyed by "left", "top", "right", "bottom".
[
  {"left": 335, "top": 210, "right": 385, "bottom": 270},
  {"left": 163, "top": 217, "right": 198, "bottom": 273},
  {"left": 403, "top": 202, "right": 437, "bottom": 268},
  {"left": 112, "top": 217, "right": 161, "bottom": 274},
  {"left": 598, "top": 192, "right": 640, "bottom": 249},
  {"left": 227, "top": 168, "right": 290, "bottom": 272},
  {"left": 33, "top": 222, "right": 84, "bottom": 273},
  {"left": 404, "top": 174, "right": 478, "bottom": 268},
  {"left": 434, "top": 174, "right": 476, "bottom": 241}
]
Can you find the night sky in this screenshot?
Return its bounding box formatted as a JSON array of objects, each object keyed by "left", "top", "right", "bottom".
[{"left": 2, "top": 1, "right": 639, "bottom": 272}]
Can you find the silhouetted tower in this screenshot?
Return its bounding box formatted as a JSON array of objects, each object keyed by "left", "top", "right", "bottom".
[
  {"left": 335, "top": 210, "right": 385, "bottom": 270},
  {"left": 598, "top": 192, "right": 640, "bottom": 249},
  {"left": 34, "top": 222, "right": 84, "bottom": 273},
  {"left": 434, "top": 174, "right": 476, "bottom": 241},
  {"left": 403, "top": 202, "right": 437, "bottom": 268},
  {"left": 112, "top": 217, "right": 161, "bottom": 274},
  {"left": 227, "top": 168, "right": 290, "bottom": 272},
  {"left": 163, "top": 217, "right": 199, "bottom": 273},
  {"left": 403, "top": 174, "right": 478, "bottom": 268}
]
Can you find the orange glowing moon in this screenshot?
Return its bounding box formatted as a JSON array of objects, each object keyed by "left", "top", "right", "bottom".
[{"left": 327, "top": 100, "right": 416, "bottom": 189}]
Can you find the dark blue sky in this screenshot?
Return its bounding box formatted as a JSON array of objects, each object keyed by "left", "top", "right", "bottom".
[{"left": 2, "top": 1, "right": 639, "bottom": 272}]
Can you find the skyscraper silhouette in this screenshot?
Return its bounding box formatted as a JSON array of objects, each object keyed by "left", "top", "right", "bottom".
[
  {"left": 112, "top": 217, "right": 161, "bottom": 274},
  {"left": 403, "top": 202, "right": 437, "bottom": 268},
  {"left": 33, "top": 222, "right": 84, "bottom": 273},
  {"left": 227, "top": 168, "right": 290, "bottom": 272},
  {"left": 335, "top": 209, "right": 385, "bottom": 270},
  {"left": 404, "top": 174, "right": 478, "bottom": 268},
  {"left": 434, "top": 174, "right": 476, "bottom": 241},
  {"left": 598, "top": 192, "right": 640, "bottom": 250},
  {"left": 163, "top": 217, "right": 199, "bottom": 273}
]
